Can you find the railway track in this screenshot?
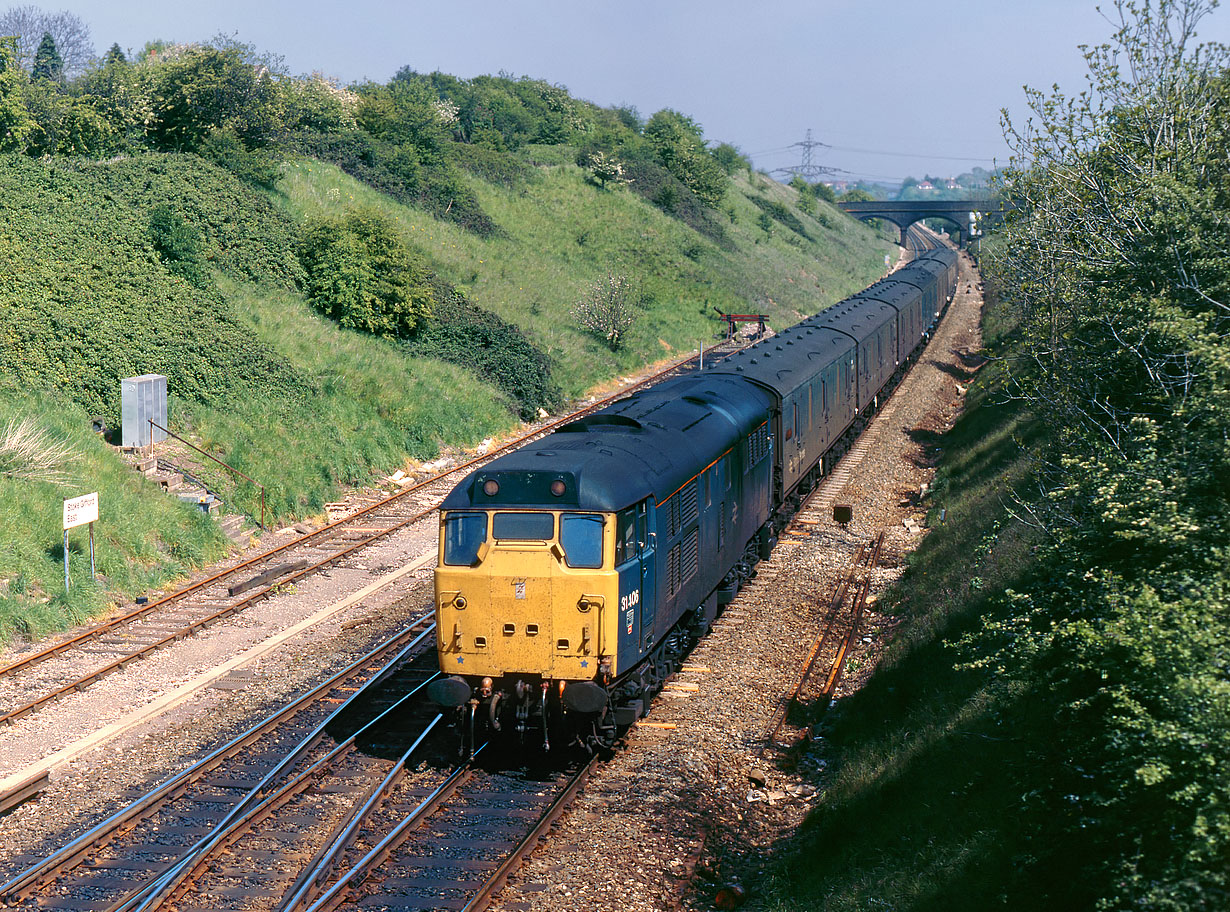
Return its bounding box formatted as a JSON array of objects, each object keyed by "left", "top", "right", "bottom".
[
  {"left": 0, "top": 337, "right": 749, "bottom": 738},
  {"left": 0, "top": 616, "right": 441, "bottom": 910},
  {"left": 2, "top": 605, "right": 599, "bottom": 912},
  {"left": 763, "top": 531, "right": 884, "bottom": 753},
  {"left": 296, "top": 752, "right": 597, "bottom": 912},
  {"left": 3, "top": 243, "right": 968, "bottom": 912}
]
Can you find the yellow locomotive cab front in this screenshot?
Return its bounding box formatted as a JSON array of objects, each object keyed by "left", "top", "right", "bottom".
[{"left": 435, "top": 509, "right": 620, "bottom": 685}]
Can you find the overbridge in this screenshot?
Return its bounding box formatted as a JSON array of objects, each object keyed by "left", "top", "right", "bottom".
[{"left": 836, "top": 199, "right": 1009, "bottom": 246}]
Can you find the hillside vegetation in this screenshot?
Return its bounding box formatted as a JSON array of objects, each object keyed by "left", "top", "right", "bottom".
[
  {"left": 0, "top": 29, "right": 892, "bottom": 640},
  {"left": 768, "top": 3, "right": 1230, "bottom": 909}
]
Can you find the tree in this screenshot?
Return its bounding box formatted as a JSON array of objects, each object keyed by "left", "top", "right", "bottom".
[
  {"left": 29, "top": 30, "right": 59, "bottom": 81},
  {"left": 789, "top": 174, "right": 817, "bottom": 215},
  {"left": 0, "top": 35, "right": 34, "bottom": 151},
  {"left": 356, "top": 77, "right": 450, "bottom": 158},
  {"left": 144, "top": 44, "right": 278, "bottom": 152},
  {"left": 973, "top": 1, "right": 1230, "bottom": 906},
  {"left": 76, "top": 44, "right": 149, "bottom": 153},
  {"left": 20, "top": 75, "right": 111, "bottom": 155},
  {"left": 838, "top": 187, "right": 876, "bottom": 202},
  {"left": 644, "top": 109, "right": 729, "bottom": 208},
  {"left": 277, "top": 71, "right": 358, "bottom": 133},
  {"left": 577, "top": 148, "right": 627, "bottom": 189},
  {"left": 0, "top": 5, "right": 93, "bottom": 78},
  {"left": 711, "top": 141, "right": 750, "bottom": 175},
  {"left": 571, "top": 273, "right": 637, "bottom": 350}
]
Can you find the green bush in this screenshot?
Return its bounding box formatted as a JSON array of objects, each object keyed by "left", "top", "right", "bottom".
[
  {"left": 408, "top": 288, "right": 563, "bottom": 420},
  {"left": 0, "top": 154, "right": 306, "bottom": 429},
  {"left": 289, "top": 129, "right": 499, "bottom": 236},
  {"left": 298, "top": 206, "right": 435, "bottom": 337},
  {"left": 622, "top": 157, "right": 730, "bottom": 246},
  {"left": 198, "top": 126, "right": 280, "bottom": 187},
  {"left": 749, "top": 194, "right": 811, "bottom": 239},
  {"left": 147, "top": 203, "right": 207, "bottom": 286},
  {"left": 85, "top": 153, "right": 305, "bottom": 288},
  {"left": 447, "top": 141, "right": 532, "bottom": 188},
  {"left": 144, "top": 44, "right": 278, "bottom": 153}
]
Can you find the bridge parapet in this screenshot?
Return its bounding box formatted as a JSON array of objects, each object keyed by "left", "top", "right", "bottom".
[{"left": 837, "top": 199, "right": 1010, "bottom": 245}]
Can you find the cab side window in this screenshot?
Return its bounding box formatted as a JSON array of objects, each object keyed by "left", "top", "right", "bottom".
[
  {"left": 443, "top": 512, "right": 487, "bottom": 566},
  {"left": 615, "top": 508, "right": 637, "bottom": 565}
]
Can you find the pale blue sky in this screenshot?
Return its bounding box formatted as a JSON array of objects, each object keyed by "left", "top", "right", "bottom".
[{"left": 47, "top": 0, "right": 1230, "bottom": 184}]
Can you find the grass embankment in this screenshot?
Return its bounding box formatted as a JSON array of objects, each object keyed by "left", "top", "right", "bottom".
[
  {"left": 277, "top": 159, "right": 890, "bottom": 395},
  {"left": 0, "top": 154, "right": 512, "bottom": 639},
  {"left": 0, "top": 385, "right": 230, "bottom": 641},
  {"left": 763, "top": 285, "right": 1058, "bottom": 910}
]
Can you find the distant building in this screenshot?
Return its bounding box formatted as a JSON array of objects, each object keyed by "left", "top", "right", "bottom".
[
  {"left": 946, "top": 179, "right": 961, "bottom": 189},
  {"left": 916, "top": 180, "right": 936, "bottom": 191}
]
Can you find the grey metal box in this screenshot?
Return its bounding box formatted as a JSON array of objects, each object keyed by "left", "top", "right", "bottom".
[{"left": 121, "top": 374, "right": 168, "bottom": 448}]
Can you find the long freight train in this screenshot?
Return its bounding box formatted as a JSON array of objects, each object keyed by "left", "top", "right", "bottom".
[{"left": 428, "top": 248, "right": 959, "bottom": 752}]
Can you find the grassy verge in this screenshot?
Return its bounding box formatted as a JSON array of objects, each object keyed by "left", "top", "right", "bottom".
[{"left": 191, "top": 276, "right": 517, "bottom": 518}]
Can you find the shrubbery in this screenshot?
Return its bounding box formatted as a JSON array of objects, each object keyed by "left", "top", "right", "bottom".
[
  {"left": 408, "top": 288, "right": 563, "bottom": 420},
  {"left": 571, "top": 273, "right": 637, "bottom": 350},
  {"left": 148, "top": 203, "right": 207, "bottom": 286},
  {"left": 749, "top": 194, "right": 811, "bottom": 239},
  {"left": 959, "top": 2, "right": 1230, "bottom": 905},
  {"left": 298, "top": 207, "right": 435, "bottom": 337},
  {"left": 447, "top": 141, "right": 532, "bottom": 188},
  {"left": 289, "top": 129, "right": 499, "bottom": 236},
  {"left": 622, "top": 158, "right": 730, "bottom": 245},
  {"left": 0, "top": 155, "right": 306, "bottom": 428}
]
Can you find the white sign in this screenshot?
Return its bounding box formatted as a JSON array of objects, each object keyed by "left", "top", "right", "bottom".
[{"left": 63, "top": 492, "right": 99, "bottom": 530}]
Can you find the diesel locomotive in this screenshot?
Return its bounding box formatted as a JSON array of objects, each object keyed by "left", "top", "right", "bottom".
[{"left": 428, "top": 247, "right": 959, "bottom": 752}]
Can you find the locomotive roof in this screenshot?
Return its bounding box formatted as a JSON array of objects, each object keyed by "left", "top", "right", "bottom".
[
  {"left": 709, "top": 324, "right": 854, "bottom": 398},
  {"left": 440, "top": 373, "right": 773, "bottom": 512}
]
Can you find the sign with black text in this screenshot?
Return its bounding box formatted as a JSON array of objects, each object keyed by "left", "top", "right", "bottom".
[{"left": 63, "top": 492, "right": 99, "bottom": 530}]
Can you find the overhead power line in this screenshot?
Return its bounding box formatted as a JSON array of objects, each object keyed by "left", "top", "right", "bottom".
[
  {"left": 827, "top": 143, "right": 998, "bottom": 163},
  {"left": 750, "top": 138, "right": 998, "bottom": 166}
]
